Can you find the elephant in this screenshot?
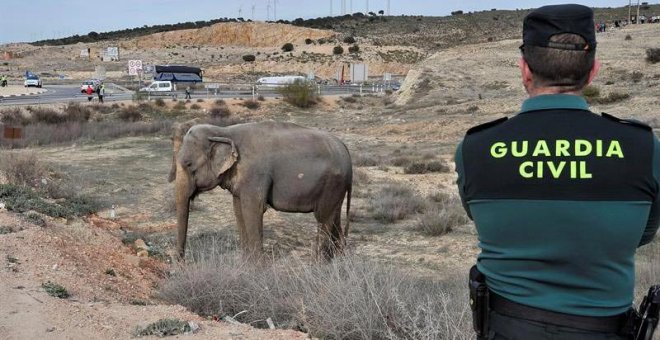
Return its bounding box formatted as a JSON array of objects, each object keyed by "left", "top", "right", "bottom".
[{"left": 169, "top": 120, "right": 353, "bottom": 261}]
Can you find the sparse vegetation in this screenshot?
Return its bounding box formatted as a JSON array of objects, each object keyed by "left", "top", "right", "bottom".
[
  {"left": 278, "top": 80, "right": 318, "bottom": 108},
  {"left": 583, "top": 85, "right": 630, "bottom": 105},
  {"left": 134, "top": 318, "right": 192, "bottom": 337},
  {"left": 42, "top": 281, "right": 70, "bottom": 299},
  {"left": 281, "top": 42, "right": 294, "bottom": 52},
  {"left": 160, "top": 253, "right": 471, "bottom": 339},
  {"left": 343, "top": 36, "right": 356, "bottom": 44},
  {"left": 333, "top": 45, "right": 344, "bottom": 55},
  {"left": 625, "top": 34, "right": 633, "bottom": 41},
  {"left": 242, "top": 54, "right": 256, "bottom": 62},
  {"left": 647, "top": 48, "right": 660, "bottom": 63},
  {"left": 418, "top": 192, "right": 470, "bottom": 236},
  {"left": 404, "top": 160, "right": 450, "bottom": 174},
  {"left": 348, "top": 44, "right": 360, "bottom": 53},
  {"left": 240, "top": 100, "right": 261, "bottom": 110},
  {"left": 370, "top": 183, "right": 426, "bottom": 222}
]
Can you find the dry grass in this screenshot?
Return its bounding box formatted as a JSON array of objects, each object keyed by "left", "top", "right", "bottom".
[
  {"left": 370, "top": 183, "right": 427, "bottom": 223},
  {"left": 418, "top": 192, "right": 470, "bottom": 236},
  {"left": 160, "top": 251, "right": 472, "bottom": 339}
]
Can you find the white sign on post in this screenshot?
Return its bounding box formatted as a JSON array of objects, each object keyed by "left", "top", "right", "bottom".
[{"left": 128, "top": 60, "right": 143, "bottom": 76}]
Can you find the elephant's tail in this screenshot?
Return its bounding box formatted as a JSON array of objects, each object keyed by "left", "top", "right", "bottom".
[{"left": 344, "top": 182, "right": 352, "bottom": 237}]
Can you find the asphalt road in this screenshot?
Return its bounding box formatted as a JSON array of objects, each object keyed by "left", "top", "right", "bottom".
[{"left": 0, "top": 84, "right": 388, "bottom": 106}]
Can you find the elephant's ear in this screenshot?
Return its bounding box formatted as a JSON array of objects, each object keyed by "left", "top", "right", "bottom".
[{"left": 208, "top": 137, "right": 238, "bottom": 177}]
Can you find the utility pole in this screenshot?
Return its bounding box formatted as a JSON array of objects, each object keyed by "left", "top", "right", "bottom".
[
  {"left": 267, "top": 0, "right": 271, "bottom": 21},
  {"left": 366, "top": 0, "right": 369, "bottom": 13},
  {"left": 238, "top": 5, "right": 243, "bottom": 18},
  {"left": 387, "top": 0, "right": 391, "bottom": 15},
  {"left": 637, "top": 0, "right": 641, "bottom": 23},
  {"left": 274, "top": 0, "right": 278, "bottom": 20},
  {"left": 628, "top": 0, "right": 632, "bottom": 23},
  {"left": 252, "top": 3, "right": 256, "bottom": 21}
]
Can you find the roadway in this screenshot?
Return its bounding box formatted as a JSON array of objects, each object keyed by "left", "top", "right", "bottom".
[{"left": 0, "top": 84, "right": 387, "bottom": 106}]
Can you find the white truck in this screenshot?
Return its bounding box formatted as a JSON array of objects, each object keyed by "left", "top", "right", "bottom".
[{"left": 255, "top": 76, "right": 306, "bottom": 89}]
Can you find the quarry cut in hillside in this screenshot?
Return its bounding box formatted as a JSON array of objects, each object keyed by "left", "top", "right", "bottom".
[{"left": 130, "top": 22, "right": 336, "bottom": 49}]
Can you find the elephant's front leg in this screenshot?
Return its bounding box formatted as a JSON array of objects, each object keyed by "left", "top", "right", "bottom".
[
  {"left": 238, "top": 194, "right": 265, "bottom": 258},
  {"left": 232, "top": 196, "right": 249, "bottom": 250}
]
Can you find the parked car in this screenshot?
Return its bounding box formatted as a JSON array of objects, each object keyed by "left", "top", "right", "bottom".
[
  {"left": 80, "top": 79, "right": 101, "bottom": 93},
  {"left": 139, "top": 80, "right": 176, "bottom": 92},
  {"left": 24, "top": 75, "right": 42, "bottom": 88}
]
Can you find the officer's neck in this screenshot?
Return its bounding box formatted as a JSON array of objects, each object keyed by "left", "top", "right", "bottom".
[{"left": 525, "top": 85, "right": 583, "bottom": 98}]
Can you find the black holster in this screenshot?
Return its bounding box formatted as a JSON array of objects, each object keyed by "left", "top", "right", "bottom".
[
  {"left": 624, "top": 285, "right": 660, "bottom": 340},
  {"left": 469, "top": 265, "right": 489, "bottom": 339}
]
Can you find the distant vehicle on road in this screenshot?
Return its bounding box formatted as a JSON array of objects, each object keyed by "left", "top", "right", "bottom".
[
  {"left": 24, "top": 75, "right": 42, "bottom": 88},
  {"left": 256, "top": 76, "right": 306, "bottom": 89},
  {"left": 80, "top": 79, "right": 101, "bottom": 93},
  {"left": 140, "top": 80, "right": 176, "bottom": 92}
]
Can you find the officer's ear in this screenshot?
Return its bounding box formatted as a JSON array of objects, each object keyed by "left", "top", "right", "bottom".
[
  {"left": 519, "top": 57, "right": 533, "bottom": 93},
  {"left": 586, "top": 59, "right": 601, "bottom": 86}
]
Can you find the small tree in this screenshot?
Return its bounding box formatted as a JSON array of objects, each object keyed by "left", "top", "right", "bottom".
[
  {"left": 348, "top": 45, "right": 360, "bottom": 54},
  {"left": 278, "top": 80, "right": 318, "bottom": 108},
  {"left": 378, "top": 10, "right": 385, "bottom": 15},
  {"left": 343, "top": 36, "right": 356, "bottom": 44},
  {"left": 305, "top": 38, "right": 313, "bottom": 45},
  {"left": 242, "top": 54, "right": 256, "bottom": 62},
  {"left": 281, "top": 43, "right": 294, "bottom": 52},
  {"left": 333, "top": 46, "right": 344, "bottom": 55}
]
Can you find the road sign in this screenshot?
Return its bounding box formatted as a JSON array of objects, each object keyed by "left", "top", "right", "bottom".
[{"left": 128, "top": 60, "right": 143, "bottom": 76}]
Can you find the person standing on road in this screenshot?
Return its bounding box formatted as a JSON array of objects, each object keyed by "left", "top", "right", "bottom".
[
  {"left": 98, "top": 83, "right": 105, "bottom": 103},
  {"left": 185, "top": 86, "right": 191, "bottom": 99},
  {"left": 86, "top": 84, "right": 94, "bottom": 102},
  {"left": 455, "top": 4, "right": 659, "bottom": 339}
]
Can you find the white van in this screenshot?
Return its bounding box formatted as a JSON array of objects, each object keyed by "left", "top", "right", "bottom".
[{"left": 140, "top": 81, "right": 176, "bottom": 92}]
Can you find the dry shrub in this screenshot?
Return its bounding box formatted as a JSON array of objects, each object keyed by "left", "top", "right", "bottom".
[
  {"left": 278, "top": 81, "right": 318, "bottom": 108},
  {"left": 2, "top": 121, "right": 171, "bottom": 148},
  {"left": 190, "top": 104, "right": 201, "bottom": 110},
  {"left": 0, "top": 152, "right": 48, "bottom": 187},
  {"left": 154, "top": 98, "right": 166, "bottom": 107},
  {"left": 418, "top": 192, "right": 470, "bottom": 236},
  {"left": 646, "top": 48, "right": 660, "bottom": 64},
  {"left": 390, "top": 156, "right": 413, "bottom": 167},
  {"left": 160, "top": 253, "right": 471, "bottom": 339},
  {"left": 210, "top": 105, "right": 231, "bottom": 119},
  {"left": 404, "top": 160, "right": 450, "bottom": 174},
  {"left": 240, "top": 100, "right": 261, "bottom": 110},
  {"left": 118, "top": 106, "right": 143, "bottom": 122},
  {"left": 62, "top": 102, "right": 92, "bottom": 122},
  {"left": 0, "top": 107, "right": 29, "bottom": 125},
  {"left": 352, "top": 152, "right": 380, "bottom": 167},
  {"left": 370, "top": 183, "right": 426, "bottom": 222}
]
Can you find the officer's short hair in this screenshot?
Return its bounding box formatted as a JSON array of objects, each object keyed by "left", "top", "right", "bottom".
[
  {"left": 521, "top": 4, "right": 597, "bottom": 91},
  {"left": 522, "top": 34, "right": 595, "bottom": 91}
]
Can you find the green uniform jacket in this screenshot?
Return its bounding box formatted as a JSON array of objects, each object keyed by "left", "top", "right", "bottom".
[{"left": 455, "top": 94, "right": 660, "bottom": 317}]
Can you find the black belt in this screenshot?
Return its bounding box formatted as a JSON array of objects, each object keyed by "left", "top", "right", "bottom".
[{"left": 490, "top": 292, "right": 628, "bottom": 333}]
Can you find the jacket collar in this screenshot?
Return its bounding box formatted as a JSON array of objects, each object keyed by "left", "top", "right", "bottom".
[{"left": 520, "top": 94, "right": 590, "bottom": 114}]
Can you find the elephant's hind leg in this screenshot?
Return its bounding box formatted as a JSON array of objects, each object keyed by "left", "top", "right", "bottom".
[{"left": 314, "top": 203, "right": 345, "bottom": 261}]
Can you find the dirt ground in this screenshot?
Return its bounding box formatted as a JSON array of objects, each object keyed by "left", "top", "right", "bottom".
[{"left": 1, "top": 24, "right": 659, "bottom": 339}]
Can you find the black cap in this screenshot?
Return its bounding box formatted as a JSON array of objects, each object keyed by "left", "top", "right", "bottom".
[{"left": 523, "top": 4, "right": 596, "bottom": 51}]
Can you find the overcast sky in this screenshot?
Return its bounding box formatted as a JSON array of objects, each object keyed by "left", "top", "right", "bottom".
[{"left": 1, "top": 0, "right": 652, "bottom": 44}]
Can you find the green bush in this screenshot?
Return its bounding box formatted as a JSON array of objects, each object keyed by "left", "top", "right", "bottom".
[
  {"left": 343, "top": 36, "right": 356, "bottom": 44},
  {"left": 135, "top": 319, "right": 192, "bottom": 337},
  {"left": 42, "top": 281, "right": 70, "bottom": 298},
  {"left": 304, "top": 38, "right": 313, "bottom": 45},
  {"left": 278, "top": 80, "right": 318, "bottom": 108},
  {"left": 281, "top": 42, "right": 294, "bottom": 52},
  {"left": 582, "top": 85, "right": 600, "bottom": 101},
  {"left": 348, "top": 45, "right": 360, "bottom": 53},
  {"left": 242, "top": 54, "right": 256, "bottom": 62},
  {"left": 333, "top": 46, "right": 344, "bottom": 55}
]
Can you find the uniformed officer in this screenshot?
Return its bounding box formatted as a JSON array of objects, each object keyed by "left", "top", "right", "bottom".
[{"left": 455, "top": 4, "right": 659, "bottom": 339}]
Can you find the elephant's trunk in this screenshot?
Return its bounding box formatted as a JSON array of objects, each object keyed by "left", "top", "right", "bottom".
[{"left": 175, "top": 163, "right": 192, "bottom": 259}]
